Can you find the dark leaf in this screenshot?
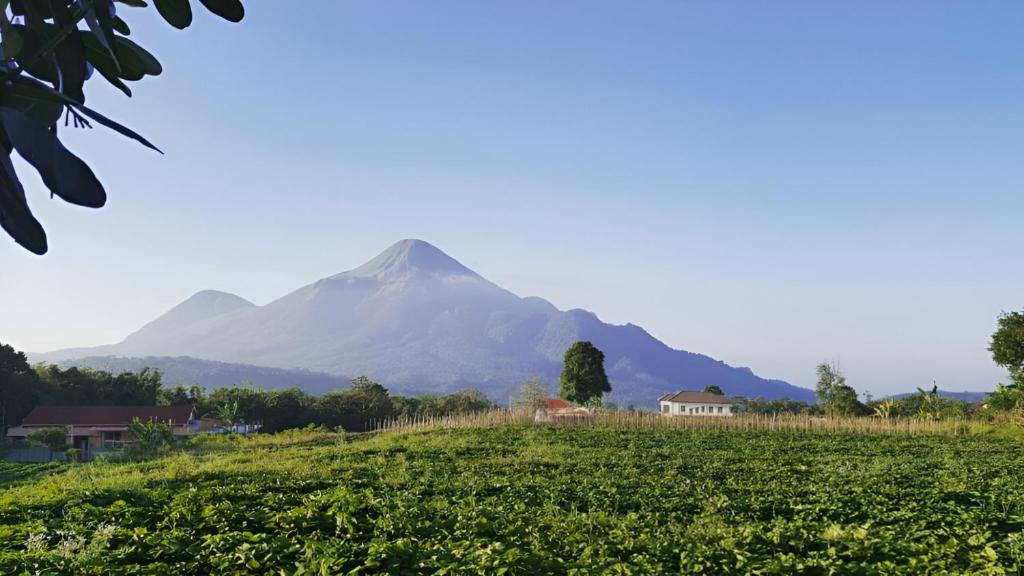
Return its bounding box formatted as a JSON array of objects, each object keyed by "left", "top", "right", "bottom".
[
  {"left": 9, "top": 0, "right": 53, "bottom": 19},
  {"left": 198, "top": 0, "right": 243, "bottom": 22},
  {"left": 12, "top": 25, "right": 58, "bottom": 84},
  {"left": 0, "top": 83, "right": 64, "bottom": 126},
  {"left": 111, "top": 16, "right": 131, "bottom": 35},
  {"left": 114, "top": 36, "right": 162, "bottom": 77},
  {"left": 80, "top": 31, "right": 135, "bottom": 93},
  {"left": 53, "top": 30, "right": 89, "bottom": 103},
  {"left": 0, "top": 10, "right": 22, "bottom": 59},
  {"left": 0, "top": 151, "right": 47, "bottom": 254},
  {"left": 154, "top": 0, "right": 192, "bottom": 29},
  {"left": 13, "top": 78, "right": 162, "bottom": 152},
  {"left": 83, "top": 1, "right": 119, "bottom": 71},
  {"left": 0, "top": 107, "right": 107, "bottom": 208},
  {"left": 115, "top": 0, "right": 149, "bottom": 6}
]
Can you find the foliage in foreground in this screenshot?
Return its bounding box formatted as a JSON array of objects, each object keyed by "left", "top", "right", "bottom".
[
  {"left": 0, "top": 0, "right": 245, "bottom": 254},
  {"left": 1, "top": 425, "right": 1023, "bottom": 574}
]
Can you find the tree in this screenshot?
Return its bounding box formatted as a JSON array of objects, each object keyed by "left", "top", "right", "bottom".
[
  {"left": 27, "top": 426, "right": 67, "bottom": 456},
  {"left": 261, "top": 388, "right": 315, "bottom": 433},
  {"left": 435, "top": 389, "right": 494, "bottom": 415},
  {"left": 990, "top": 311, "right": 1024, "bottom": 387},
  {"left": 157, "top": 384, "right": 204, "bottom": 406},
  {"left": 732, "top": 396, "right": 822, "bottom": 415},
  {"left": 815, "top": 362, "right": 863, "bottom": 417},
  {"left": 205, "top": 382, "right": 265, "bottom": 424},
  {"left": 314, "top": 391, "right": 360, "bottom": 430},
  {"left": 34, "top": 364, "right": 161, "bottom": 405},
  {"left": 515, "top": 376, "right": 550, "bottom": 410},
  {"left": 316, "top": 377, "right": 394, "bottom": 431},
  {"left": 0, "top": 343, "right": 44, "bottom": 434},
  {"left": 0, "top": 0, "right": 245, "bottom": 255},
  {"left": 559, "top": 341, "right": 611, "bottom": 406},
  {"left": 703, "top": 385, "right": 724, "bottom": 395},
  {"left": 348, "top": 376, "right": 394, "bottom": 422}
]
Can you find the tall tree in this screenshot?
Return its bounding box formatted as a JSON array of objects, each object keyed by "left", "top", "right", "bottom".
[
  {"left": 990, "top": 310, "right": 1024, "bottom": 386},
  {"left": 35, "top": 365, "right": 161, "bottom": 405},
  {"left": 0, "top": 343, "right": 44, "bottom": 434},
  {"left": 348, "top": 376, "right": 394, "bottom": 422},
  {"left": 0, "top": 0, "right": 245, "bottom": 254},
  {"left": 261, "top": 388, "right": 315, "bottom": 432},
  {"left": 815, "top": 362, "right": 862, "bottom": 417},
  {"left": 559, "top": 341, "right": 611, "bottom": 406},
  {"left": 703, "top": 385, "right": 724, "bottom": 395}
]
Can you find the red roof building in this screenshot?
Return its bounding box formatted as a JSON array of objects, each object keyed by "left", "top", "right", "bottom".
[{"left": 6, "top": 405, "right": 200, "bottom": 458}]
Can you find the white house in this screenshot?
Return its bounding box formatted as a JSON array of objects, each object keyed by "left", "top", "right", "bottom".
[{"left": 659, "top": 391, "right": 734, "bottom": 417}]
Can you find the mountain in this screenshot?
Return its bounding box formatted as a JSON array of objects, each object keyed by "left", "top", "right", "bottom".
[
  {"left": 48, "top": 356, "right": 349, "bottom": 395},
  {"left": 38, "top": 239, "right": 815, "bottom": 406},
  {"left": 888, "top": 390, "right": 990, "bottom": 403}
]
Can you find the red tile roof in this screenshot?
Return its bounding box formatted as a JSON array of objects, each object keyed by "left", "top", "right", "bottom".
[
  {"left": 544, "top": 398, "right": 571, "bottom": 410},
  {"left": 21, "top": 405, "right": 195, "bottom": 427},
  {"left": 658, "top": 391, "right": 732, "bottom": 404}
]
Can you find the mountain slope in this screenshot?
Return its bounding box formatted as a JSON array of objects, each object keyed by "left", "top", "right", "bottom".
[
  {"left": 48, "top": 356, "right": 349, "bottom": 395},
  {"left": 40, "top": 239, "right": 815, "bottom": 406}
]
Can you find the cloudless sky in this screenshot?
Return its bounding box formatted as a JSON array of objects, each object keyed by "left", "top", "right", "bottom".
[{"left": 3, "top": 1, "right": 1023, "bottom": 395}]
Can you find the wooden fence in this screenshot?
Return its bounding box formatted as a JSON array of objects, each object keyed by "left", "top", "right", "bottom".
[{"left": 371, "top": 409, "right": 970, "bottom": 436}]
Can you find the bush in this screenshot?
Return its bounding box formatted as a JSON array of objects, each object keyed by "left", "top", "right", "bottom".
[{"left": 26, "top": 428, "right": 68, "bottom": 453}]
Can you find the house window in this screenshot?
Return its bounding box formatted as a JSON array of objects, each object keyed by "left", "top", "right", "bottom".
[
  {"left": 717, "top": 406, "right": 723, "bottom": 414},
  {"left": 661, "top": 404, "right": 669, "bottom": 413},
  {"left": 101, "top": 431, "right": 123, "bottom": 449}
]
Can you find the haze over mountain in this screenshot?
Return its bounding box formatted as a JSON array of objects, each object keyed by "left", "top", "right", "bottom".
[
  {"left": 48, "top": 356, "right": 349, "bottom": 396},
  {"left": 39, "top": 240, "right": 814, "bottom": 406}
]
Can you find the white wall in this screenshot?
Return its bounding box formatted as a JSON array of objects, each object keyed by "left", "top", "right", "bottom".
[{"left": 660, "top": 401, "right": 733, "bottom": 416}]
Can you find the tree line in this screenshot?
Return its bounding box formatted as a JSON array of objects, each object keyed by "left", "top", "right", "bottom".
[{"left": 0, "top": 342, "right": 495, "bottom": 434}]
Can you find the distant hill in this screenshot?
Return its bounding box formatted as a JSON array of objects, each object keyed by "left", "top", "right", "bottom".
[
  {"left": 887, "top": 390, "right": 990, "bottom": 403},
  {"left": 38, "top": 239, "right": 815, "bottom": 407},
  {"left": 45, "top": 356, "right": 350, "bottom": 395}
]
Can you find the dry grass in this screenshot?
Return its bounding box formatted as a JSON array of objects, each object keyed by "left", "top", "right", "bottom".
[{"left": 373, "top": 409, "right": 977, "bottom": 436}]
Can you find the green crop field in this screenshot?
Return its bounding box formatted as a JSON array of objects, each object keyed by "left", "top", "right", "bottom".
[{"left": 2, "top": 425, "right": 1024, "bottom": 575}]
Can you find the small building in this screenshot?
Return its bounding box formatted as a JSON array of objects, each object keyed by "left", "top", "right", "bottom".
[
  {"left": 6, "top": 405, "right": 202, "bottom": 460},
  {"left": 659, "top": 391, "right": 734, "bottom": 417},
  {"left": 534, "top": 398, "right": 593, "bottom": 422}
]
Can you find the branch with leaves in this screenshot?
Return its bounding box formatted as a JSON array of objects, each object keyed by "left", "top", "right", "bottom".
[{"left": 0, "top": 0, "right": 244, "bottom": 255}]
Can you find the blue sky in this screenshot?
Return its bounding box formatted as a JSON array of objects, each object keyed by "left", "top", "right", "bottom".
[{"left": 3, "top": 1, "right": 1022, "bottom": 395}]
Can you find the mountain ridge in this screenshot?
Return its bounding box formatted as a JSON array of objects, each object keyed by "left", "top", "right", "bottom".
[{"left": 38, "top": 239, "right": 816, "bottom": 406}]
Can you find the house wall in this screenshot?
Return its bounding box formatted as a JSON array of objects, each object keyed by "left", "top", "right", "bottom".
[{"left": 660, "top": 401, "right": 733, "bottom": 416}]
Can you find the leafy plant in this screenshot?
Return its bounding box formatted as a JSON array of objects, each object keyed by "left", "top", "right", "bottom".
[
  {"left": 873, "top": 398, "right": 897, "bottom": 418},
  {"left": 25, "top": 426, "right": 66, "bottom": 453},
  {"left": 2, "top": 426, "right": 1024, "bottom": 573},
  {"left": 0, "top": 0, "right": 245, "bottom": 254},
  {"left": 214, "top": 399, "right": 239, "bottom": 428},
  {"left": 125, "top": 416, "right": 173, "bottom": 452}
]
